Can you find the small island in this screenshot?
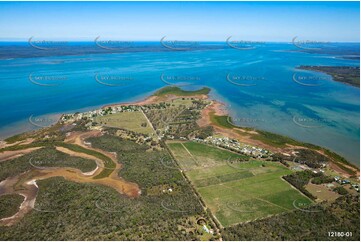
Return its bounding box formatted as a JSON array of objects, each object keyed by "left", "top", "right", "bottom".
[{"left": 153, "top": 86, "right": 211, "bottom": 96}]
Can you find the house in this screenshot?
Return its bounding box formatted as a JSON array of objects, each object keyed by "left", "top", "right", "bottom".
[
  {"left": 351, "top": 184, "right": 359, "bottom": 192},
  {"left": 292, "top": 166, "right": 303, "bottom": 171},
  {"left": 202, "top": 225, "right": 211, "bottom": 234},
  {"left": 326, "top": 183, "right": 335, "bottom": 189}
]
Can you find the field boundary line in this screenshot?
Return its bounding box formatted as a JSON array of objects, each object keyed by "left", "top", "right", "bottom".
[
  {"left": 280, "top": 176, "right": 314, "bottom": 202},
  {"left": 201, "top": 172, "right": 292, "bottom": 213},
  {"left": 181, "top": 143, "right": 199, "bottom": 166},
  {"left": 139, "top": 109, "right": 156, "bottom": 134},
  {"left": 219, "top": 181, "right": 292, "bottom": 213},
  {"left": 163, "top": 141, "right": 223, "bottom": 231}
]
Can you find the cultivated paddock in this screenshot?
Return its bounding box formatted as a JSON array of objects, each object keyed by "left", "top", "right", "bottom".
[{"left": 167, "top": 141, "right": 312, "bottom": 227}]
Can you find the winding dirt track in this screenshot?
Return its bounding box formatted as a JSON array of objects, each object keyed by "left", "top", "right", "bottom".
[{"left": 0, "top": 131, "right": 140, "bottom": 226}]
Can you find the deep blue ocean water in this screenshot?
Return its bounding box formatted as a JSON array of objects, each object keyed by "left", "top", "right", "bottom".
[{"left": 0, "top": 42, "right": 359, "bottom": 165}]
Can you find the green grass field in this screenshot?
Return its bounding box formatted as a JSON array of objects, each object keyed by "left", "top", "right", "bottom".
[
  {"left": 95, "top": 111, "right": 154, "bottom": 134},
  {"left": 167, "top": 141, "right": 245, "bottom": 171},
  {"left": 167, "top": 141, "right": 312, "bottom": 227}
]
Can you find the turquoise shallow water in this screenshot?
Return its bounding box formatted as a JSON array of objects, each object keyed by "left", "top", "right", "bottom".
[{"left": 0, "top": 42, "right": 359, "bottom": 165}]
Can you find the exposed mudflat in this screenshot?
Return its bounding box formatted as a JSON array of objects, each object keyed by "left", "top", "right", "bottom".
[{"left": 0, "top": 131, "right": 140, "bottom": 226}]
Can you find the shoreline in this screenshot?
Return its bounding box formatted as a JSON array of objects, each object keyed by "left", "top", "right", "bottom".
[
  {"left": 1, "top": 86, "right": 359, "bottom": 173},
  {"left": 201, "top": 99, "right": 359, "bottom": 177},
  {"left": 0, "top": 90, "right": 158, "bottom": 141},
  {"left": 296, "top": 65, "right": 360, "bottom": 88}
]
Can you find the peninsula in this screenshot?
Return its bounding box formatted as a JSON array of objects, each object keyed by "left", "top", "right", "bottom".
[{"left": 0, "top": 86, "right": 359, "bottom": 241}]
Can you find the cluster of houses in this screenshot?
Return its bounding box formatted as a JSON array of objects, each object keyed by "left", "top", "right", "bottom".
[
  {"left": 334, "top": 176, "right": 359, "bottom": 192},
  {"left": 60, "top": 105, "right": 140, "bottom": 124},
  {"left": 166, "top": 135, "right": 187, "bottom": 140},
  {"left": 291, "top": 163, "right": 327, "bottom": 175},
  {"left": 192, "top": 136, "right": 271, "bottom": 158}
]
